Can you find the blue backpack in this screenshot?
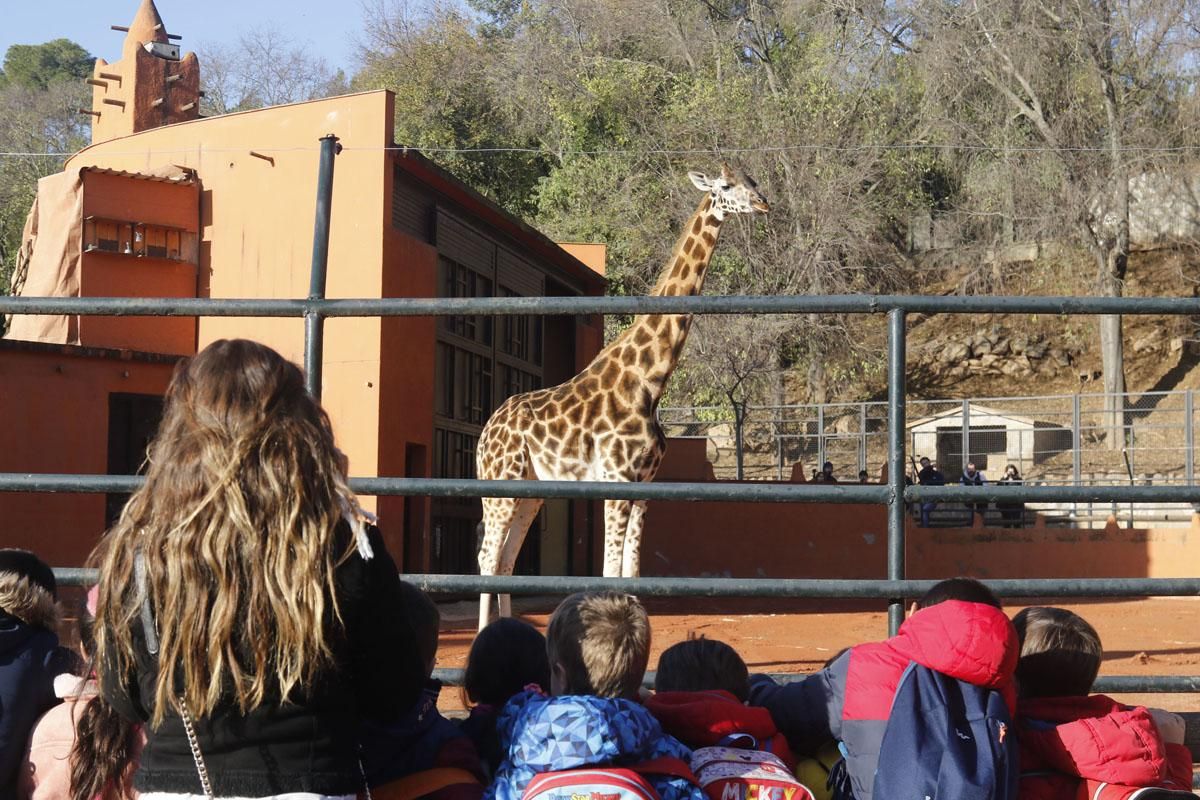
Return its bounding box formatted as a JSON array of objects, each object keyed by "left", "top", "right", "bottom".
[{"left": 872, "top": 663, "right": 1018, "bottom": 800}]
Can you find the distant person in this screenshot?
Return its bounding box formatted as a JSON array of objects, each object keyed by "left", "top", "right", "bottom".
[
  {"left": 960, "top": 461, "right": 988, "bottom": 523},
  {"left": 1013, "top": 607, "right": 1193, "bottom": 798},
  {"left": 817, "top": 461, "right": 838, "bottom": 483},
  {"left": 916, "top": 457, "right": 945, "bottom": 527},
  {"left": 858, "top": 469, "right": 870, "bottom": 483},
  {"left": 997, "top": 464, "right": 1025, "bottom": 528}
]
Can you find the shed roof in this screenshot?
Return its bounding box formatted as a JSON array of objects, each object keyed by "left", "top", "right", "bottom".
[{"left": 907, "top": 403, "right": 1039, "bottom": 430}]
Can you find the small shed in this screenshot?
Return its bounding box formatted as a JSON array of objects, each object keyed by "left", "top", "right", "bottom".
[{"left": 908, "top": 403, "right": 1072, "bottom": 474}]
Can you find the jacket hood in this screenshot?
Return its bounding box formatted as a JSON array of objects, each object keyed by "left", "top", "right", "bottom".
[
  {"left": 890, "top": 600, "right": 1017, "bottom": 689},
  {"left": 1017, "top": 695, "right": 1171, "bottom": 786},
  {"left": 498, "top": 690, "right": 690, "bottom": 772},
  {"left": 645, "top": 690, "right": 795, "bottom": 767}
]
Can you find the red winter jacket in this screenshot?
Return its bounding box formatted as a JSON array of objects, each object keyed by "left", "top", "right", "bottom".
[
  {"left": 645, "top": 690, "right": 796, "bottom": 769},
  {"left": 751, "top": 600, "right": 1019, "bottom": 800},
  {"left": 1017, "top": 695, "right": 1193, "bottom": 800}
]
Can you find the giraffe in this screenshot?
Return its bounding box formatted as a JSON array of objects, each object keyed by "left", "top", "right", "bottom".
[{"left": 474, "top": 165, "right": 769, "bottom": 630}]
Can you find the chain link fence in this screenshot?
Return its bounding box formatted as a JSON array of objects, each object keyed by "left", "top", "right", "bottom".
[{"left": 659, "top": 389, "right": 1200, "bottom": 526}]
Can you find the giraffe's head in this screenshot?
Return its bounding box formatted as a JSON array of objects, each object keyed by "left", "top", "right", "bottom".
[{"left": 687, "top": 164, "right": 770, "bottom": 218}]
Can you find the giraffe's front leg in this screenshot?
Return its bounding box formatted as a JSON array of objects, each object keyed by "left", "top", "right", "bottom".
[
  {"left": 621, "top": 500, "right": 647, "bottom": 578},
  {"left": 603, "top": 498, "right": 632, "bottom": 578}
]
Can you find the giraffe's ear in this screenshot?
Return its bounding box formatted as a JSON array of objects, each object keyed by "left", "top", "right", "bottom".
[{"left": 688, "top": 171, "right": 712, "bottom": 191}]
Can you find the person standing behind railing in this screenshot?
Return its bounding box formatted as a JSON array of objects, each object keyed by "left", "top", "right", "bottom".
[
  {"left": 960, "top": 462, "right": 988, "bottom": 524},
  {"left": 997, "top": 465, "right": 1025, "bottom": 528},
  {"left": 916, "top": 457, "right": 945, "bottom": 527},
  {"left": 90, "top": 339, "right": 425, "bottom": 800}
]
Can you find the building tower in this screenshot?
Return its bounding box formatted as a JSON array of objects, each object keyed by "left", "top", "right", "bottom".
[{"left": 86, "top": 0, "right": 201, "bottom": 143}]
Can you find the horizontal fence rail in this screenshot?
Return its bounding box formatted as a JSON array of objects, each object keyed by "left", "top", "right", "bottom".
[
  {"left": 5, "top": 473, "right": 1197, "bottom": 504},
  {"left": 7, "top": 293, "right": 1200, "bottom": 316},
  {"left": 8, "top": 289, "right": 1200, "bottom": 694},
  {"left": 47, "top": 569, "right": 1200, "bottom": 597}
]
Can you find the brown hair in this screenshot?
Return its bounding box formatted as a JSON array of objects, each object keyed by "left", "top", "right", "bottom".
[
  {"left": 1012, "top": 606, "right": 1102, "bottom": 698},
  {"left": 70, "top": 609, "right": 139, "bottom": 800},
  {"left": 547, "top": 591, "right": 650, "bottom": 699},
  {"left": 654, "top": 636, "right": 749, "bottom": 701},
  {"left": 92, "top": 339, "right": 370, "bottom": 724}
]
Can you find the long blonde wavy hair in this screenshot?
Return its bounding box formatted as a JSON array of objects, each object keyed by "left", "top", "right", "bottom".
[{"left": 93, "top": 339, "right": 367, "bottom": 724}]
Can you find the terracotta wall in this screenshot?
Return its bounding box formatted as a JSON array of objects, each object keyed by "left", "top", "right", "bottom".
[
  {"left": 0, "top": 346, "right": 175, "bottom": 567},
  {"left": 643, "top": 438, "right": 1200, "bottom": 581},
  {"left": 67, "top": 92, "right": 396, "bottom": 504}
]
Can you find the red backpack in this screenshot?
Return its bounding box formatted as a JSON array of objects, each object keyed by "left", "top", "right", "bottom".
[
  {"left": 521, "top": 758, "right": 698, "bottom": 800},
  {"left": 690, "top": 746, "right": 814, "bottom": 800}
]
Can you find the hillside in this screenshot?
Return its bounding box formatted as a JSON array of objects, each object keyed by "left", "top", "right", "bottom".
[{"left": 830, "top": 248, "right": 1200, "bottom": 403}]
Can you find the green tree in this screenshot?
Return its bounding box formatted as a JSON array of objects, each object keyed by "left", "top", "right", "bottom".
[{"left": 0, "top": 39, "right": 93, "bottom": 90}]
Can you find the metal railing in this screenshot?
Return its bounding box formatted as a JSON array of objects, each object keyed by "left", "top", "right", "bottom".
[{"left": 2, "top": 141, "right": 1199, "bottom": 690}]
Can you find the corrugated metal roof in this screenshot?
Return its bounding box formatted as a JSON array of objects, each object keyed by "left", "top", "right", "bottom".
[{"left": 80, "top": 166, "right": 197, "bottom": 185}]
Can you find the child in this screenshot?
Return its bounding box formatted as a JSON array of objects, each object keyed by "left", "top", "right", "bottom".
[
  {"left": 21, "top": 586, "right": 142, "bottom": 800},
  {"left": 0, "top": 549, "right": 74, "bottom": 799},
  {"left": 486, "top": 592, "right": 704, "bottom": 800},
  {"left": 1013, "top": 607, "right": 1193, "bottom": 799},
  {"left": 646, "top": 637, "right": 795, "bottom": 768},
  {"left": 360, "top": 582, "right": 484, "bottom": 800},
  {"left": 459, "top": 617, "right": 551, "bottom": 780},
  {"left": 749, "top": 577, "right": 1018, "bottom": 800}
]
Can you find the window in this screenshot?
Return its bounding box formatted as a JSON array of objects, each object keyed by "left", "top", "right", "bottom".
[
  {"left": 83, "top": 217, "right": 193, "bottom": 262},
  {"left": 441, "top": 258, "right": 493, "bottom": 345}
]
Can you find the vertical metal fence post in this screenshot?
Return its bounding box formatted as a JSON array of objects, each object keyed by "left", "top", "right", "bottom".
[
  {"left": 305, "top": 134, "right": 341, "bottom": 399},
  {"left": 817, "top": 404, "right": 826, "bottom": 470},
  {"left": 1080, "top": 393, "right": 1089, "bottom": 520},
  {"left": 860, "top": 402, "right": 868, "bottom": 474},
  {"left": 887, "top": 308, "right": 907, "bottom": 635},
  {"left": 1187, "top": 390, "right": 1195, "bottom": 487},
  {"left": 734, "top": 401, "right": 745, "bottom": 481},
  {"left": 961, "top": 399, "right": 970, "bottom": 474}
]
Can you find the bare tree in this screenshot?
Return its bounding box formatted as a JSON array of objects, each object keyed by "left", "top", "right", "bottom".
[{"left": 195, "top": 28, "right": 348, "bottom": 116}]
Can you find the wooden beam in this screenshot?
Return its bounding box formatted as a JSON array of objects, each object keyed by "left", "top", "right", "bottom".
[
  {"left": 165, "top": 74, "right": 181, "bottom": 83},
  {"left": 111, "top": 25, "right": 129, "bottom": 32},
  {"left": 179, "top": 102, "right": 196, "bottom": 112},
  {"left": 98, "top": 72, "right": 122, "bottom": 83},
  {"left": 77, "top": 109, "right": 101, "bottom": 118},
  {"left": 151, "top": 98, "right": 164, "bottom": 107},
  {"left": 85, "top": 78, "right": 108, "bottom": 88},
  {"left": 102, "top": 98, "right": 126, "bottom": 108}
]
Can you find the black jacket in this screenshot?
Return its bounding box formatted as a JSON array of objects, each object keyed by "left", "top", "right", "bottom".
[
  {"left": 100, "top": 525, "right": 424, "bottom": 797},
  {"left": 0, "top": 611, "right": 70, "bottom": 798}
]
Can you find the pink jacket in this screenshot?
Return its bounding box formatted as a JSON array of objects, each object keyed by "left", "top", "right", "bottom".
[{"left": 20, "top": 674, "right": 141, "bottom": 800}]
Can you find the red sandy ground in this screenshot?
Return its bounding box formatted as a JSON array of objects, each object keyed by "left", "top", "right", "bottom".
[{"left": 434, "top": 596, "right": 1200, "bottom": 715}]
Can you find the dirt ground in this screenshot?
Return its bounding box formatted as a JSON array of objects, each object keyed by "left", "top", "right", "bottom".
[{"left": 433, "top": 595, "right": 1200, "bottom": 715}]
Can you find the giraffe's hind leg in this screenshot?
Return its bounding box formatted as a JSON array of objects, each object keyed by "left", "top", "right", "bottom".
[
  {"left": 494, "top": 496, "right": 544, "bottom": 618},
  {"left": 603, "top": 499, "right": 632, "bottom": 579},
  {"left": 621, "top": 499, "right": 647, "bottom": 578}
]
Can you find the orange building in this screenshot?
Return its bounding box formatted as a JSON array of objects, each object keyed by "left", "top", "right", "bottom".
[{"left": 2, "top": 0, "right": 606, "bottom": 574}]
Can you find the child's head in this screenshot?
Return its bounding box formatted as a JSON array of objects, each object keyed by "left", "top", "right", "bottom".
[
  {"left": 400, "top": 581, "right": 440, "bottom": 678},
  {"left": 546, "top": 591, "right": 649, "bottom": 699},
  {"left": 916, "top": 577, "right": 1002, "bottom": 610},
  {"left": 1012, "top": 606, "right": 1101, "bottom": 698},
  {"left": 0, "top": 548, "right": 59, "bottom": 631},
  {"left": 654, "top": 636, "right": 749, "bottom": 701},
  {"left": 464, "top": 617, "right": 551, "bottom": 707}
]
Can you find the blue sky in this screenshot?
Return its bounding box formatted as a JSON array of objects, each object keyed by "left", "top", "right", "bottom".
[{"left": 0, "top": 0, "right": 364, "bottom": 75}]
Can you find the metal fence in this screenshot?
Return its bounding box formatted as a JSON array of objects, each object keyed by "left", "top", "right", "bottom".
[
  {"left": 4, "top": 141, "right": 1200, "bottom": 691},
  {"left": 660, "top": 390, "right": 1200, "bottom": 526}
]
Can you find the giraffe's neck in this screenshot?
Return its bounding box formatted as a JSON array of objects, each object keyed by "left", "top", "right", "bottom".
[{"left": 606, "top": 194, "right": 725, "bottom": 403}]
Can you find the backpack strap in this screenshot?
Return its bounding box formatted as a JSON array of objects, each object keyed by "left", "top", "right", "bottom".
[
  {"left": 366, "top": 767, "right": 482, "bottom": 800},
  {"left": 629, "top": 757, "right": 700, "bottom": 785}
]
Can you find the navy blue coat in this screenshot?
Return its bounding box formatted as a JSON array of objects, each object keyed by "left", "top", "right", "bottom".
[{"left": 0, "top": 610, "right": 69, "bottom": 798}]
